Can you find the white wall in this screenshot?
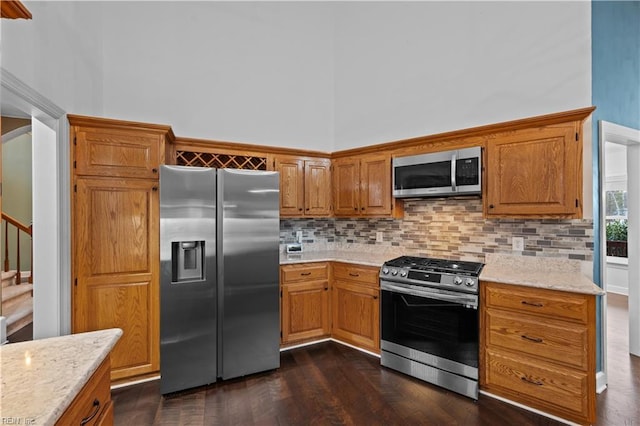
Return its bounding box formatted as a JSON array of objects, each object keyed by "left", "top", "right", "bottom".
[
  {"left": 333, "top": 1, "right": 592, "bottom": 149},
  {"left": 1, "top": 1, "right": 104, "bottom": 115},
  {"left": 100, "top": 1, "right": 334, "bottom": 151}
]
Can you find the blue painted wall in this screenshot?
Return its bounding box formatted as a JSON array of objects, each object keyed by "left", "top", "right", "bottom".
[{"left": 592, "top": 0, "right": 640, "bottom": 372}]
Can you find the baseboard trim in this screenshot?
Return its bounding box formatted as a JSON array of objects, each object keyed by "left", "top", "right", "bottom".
[
  {"left": 596, "top": 371, "right": 608, "bottom": 393},
  {"left": 330, "top": 338, "right": 381, "bottom": 358},
  {"left": 279, "top": 337, "right": 381, "bottom": 358},
  {"left": 111, "top": 374, "right": 160, "bottom": 390},
  {"left": 480, "top": 390, "right": 578, "bottom": 426}
]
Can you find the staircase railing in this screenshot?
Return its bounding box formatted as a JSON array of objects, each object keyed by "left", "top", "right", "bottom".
[{"left": 2, "top": 212, "right": 32, "bottom": 284}]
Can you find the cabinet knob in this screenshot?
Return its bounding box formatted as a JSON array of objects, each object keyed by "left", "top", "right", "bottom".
[
  {"left": 305, "top": 208, "right": 309, "bottom": 211},
  {"left": 354, "top": 207, "right": 358, "bottom": 211},
  {"left": 489, "top": 204, "right": 494, "bottom": 209},
  {"left": 372, "top": 295, "right": 378, "bottom": 300},
  {"left": 361, "top": 207, "right": 365, "bottom": 211},
  {"left": 298, "top": 208, "right": 303, "bottom": 211},
  {"left": 152, "top": 168, "right": 158, "bottom": 173},
  {"left": 152, "top": 187, "right": 158, "bottom": 192}
]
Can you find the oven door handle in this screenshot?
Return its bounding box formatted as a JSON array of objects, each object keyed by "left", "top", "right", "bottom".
[{"left": 381, "top": 281, "right": 478, "bottom": 308}]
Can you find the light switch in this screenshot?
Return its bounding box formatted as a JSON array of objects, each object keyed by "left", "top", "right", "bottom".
[
  {"left": 296, "top": 231, "right": 303, "bottom": 243},
  {"left": 376, "top": 232, "right": 384, "bottom": 242}
]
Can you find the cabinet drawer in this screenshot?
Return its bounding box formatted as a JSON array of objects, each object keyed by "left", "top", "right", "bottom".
[
  {"left": 56, "top": 357, "right": 111, "bottom": 426},
  {"left": 332, "top": 263, "right": 379, "bottom": 286},
  {"left": 485, "top": 310, "right": 588, "bottom": 370},
  {"left": 484, "top": 349, "right": 588, "bottom": 419},
  {"left": 281, "top": 263, "right": 328, "bottom": 283},
  {"left": 483, "top": 282, "right": 589, "bottom": 324}
]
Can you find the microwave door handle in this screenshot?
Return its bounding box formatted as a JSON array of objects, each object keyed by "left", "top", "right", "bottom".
[{"left": 451, "top": 152, "right": 457, "bottom": 192}]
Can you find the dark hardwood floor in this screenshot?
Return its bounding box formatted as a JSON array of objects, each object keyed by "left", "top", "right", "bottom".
[{"left": 112, "top": 294, "right": 639, "bottom": 425}]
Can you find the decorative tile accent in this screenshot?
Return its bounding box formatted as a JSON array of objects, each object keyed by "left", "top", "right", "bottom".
[{"left": 280, "top": 197, "right": 594, "bottom": 262}]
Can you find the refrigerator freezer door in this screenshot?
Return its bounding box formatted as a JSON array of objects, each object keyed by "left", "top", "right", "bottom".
[
  {"left": 160, "top": 165, "right": 217, "bottom": 394},
  {"left": 218, "top": 169, "right": 280, "bottom": 379}
]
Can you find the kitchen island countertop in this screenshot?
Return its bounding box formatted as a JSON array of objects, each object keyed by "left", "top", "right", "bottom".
[{"left": 0, "top": 328, "right": 122, "bottom": 425}]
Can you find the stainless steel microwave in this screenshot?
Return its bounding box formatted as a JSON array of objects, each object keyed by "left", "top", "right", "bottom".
[{"left": 393, "top": 146, "right": 482, "bottom": 198}]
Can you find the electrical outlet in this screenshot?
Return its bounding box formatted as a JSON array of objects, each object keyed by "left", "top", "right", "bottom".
[
  {"left": 376, "top": 231, "right": 384, "bottom": 243},
  {"left": 512, "top": 237, "right": 524, "bottom": 252},
  {"left": 296, "top": 231, "right": 303, "bottom": 243}
]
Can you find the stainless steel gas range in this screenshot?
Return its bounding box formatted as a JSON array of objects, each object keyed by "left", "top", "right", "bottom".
[{"left": 379, "top": 256, "right": 484, "bottom": 399}]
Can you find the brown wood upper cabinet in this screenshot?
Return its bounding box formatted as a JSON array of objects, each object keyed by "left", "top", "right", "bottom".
[
  {"left": 275, "top": 156, "right": 331, "bottom": 217},
  {"left": 333, "top": 154, "right": 402, "bottom": 218},
  {"left": 484, "top": 122, "right": 582, "bottom": 218},
  {"left": 70, "top": 115, "right": 172, "bottom": 382}
]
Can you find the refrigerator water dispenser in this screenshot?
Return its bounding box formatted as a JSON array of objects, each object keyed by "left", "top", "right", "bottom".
[{"left": 172, "top": 241, "right": 205, "bottom": 282}]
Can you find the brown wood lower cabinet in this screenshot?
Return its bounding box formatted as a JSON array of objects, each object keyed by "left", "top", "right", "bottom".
[
  {"left": 480, "top": 281, "right": 596, "bottom": 425},
  {"left": 281, "top": 280, "right": 330, "bottom": 343},
  {"left": 56, "top": 357, "right": 113, "bottom": 426},
  {"left": 280, "top": 262, "right": 380, "bottom": 354},
  {"left": 280, "top": 263, "right": 331, "bottom": 345}
]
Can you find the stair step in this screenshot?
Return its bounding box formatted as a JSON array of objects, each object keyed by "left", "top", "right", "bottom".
[
  {"left": 2, "top": 271, "right": 17, "bottom": 288},
  {"left": 6, "top": 296, "right": 33, "bottom": 338},
  {"left": 2, "top": 283, "right": 33, "bottom": 315}
]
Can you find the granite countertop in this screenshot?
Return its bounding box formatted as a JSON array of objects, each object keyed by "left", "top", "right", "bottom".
[
  {"left": 0, "top": 328, "right": 123, "bottom": 426},
  {"left": 279, "top": 243, "right": 404, "bottom": 267},
  {"left": 480, "top": 253, "right": 604, "bottom": 295}
]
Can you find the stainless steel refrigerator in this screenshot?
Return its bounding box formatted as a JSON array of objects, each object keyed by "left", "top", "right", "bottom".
[{"left": 159, "top": 166, "right": 280, "bottom": 394}]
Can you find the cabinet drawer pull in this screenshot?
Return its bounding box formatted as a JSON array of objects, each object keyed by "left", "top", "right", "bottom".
[
  {"left": 80, "top": 398, "right": 101, "bottom": 425},
  {"left": 349, "top": 273, "right": 359, "bottom": 277},
  {"left": 300, "top": 272, "right": 312, "bottom": 276},
  {"left": 521, "top": 335, "right": 543, "bottom": 343},
  {"left": 521, "top": 300, "right": 543, "bottom": 307},
  {"left": 521, "top": 376, "right": 543, "bottom": 386}
]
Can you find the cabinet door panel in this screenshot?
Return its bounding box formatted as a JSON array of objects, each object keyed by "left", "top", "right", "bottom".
[
  {"left": 75, "top": 127, "right": 162, "bottom": 179},
  {"left": 332, "top": 280, "right": 379, "bottom": 353},
  {"left": 333, "top": 159, "right": 360, "bottom": 216},
  {"left": 275, "top": 157, "right": 305, "bottom": 216},
  {"left": 304, "top": 159, "right": 331, "bottom": 216},
  {"left": 282, "top": 281, "right": 330, "bottom": 343},
  {"left": 74, "top": 178, "right": 159, "bottom": 380},
  {"left": 486, "top": 125, "right": 580, "bottom": 216},
  {"left": 360, "top": 155, "right": 392, "bottom": 216}
]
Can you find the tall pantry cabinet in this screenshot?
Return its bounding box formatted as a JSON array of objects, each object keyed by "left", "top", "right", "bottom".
[{"left": 69, "top": 115, "right": 174, "bottom": 382}]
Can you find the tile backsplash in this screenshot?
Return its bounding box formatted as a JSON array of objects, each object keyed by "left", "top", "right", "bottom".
[{"left": 280, "top": 197, "right": 594, "bottom": 263}]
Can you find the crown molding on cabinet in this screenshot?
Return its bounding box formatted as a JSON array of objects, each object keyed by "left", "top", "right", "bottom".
[
  {"left": 331, "top": 106, "right": 596, "bottom": 159},
  {"left": 174, "top": 136, "right": 331, "bottom": 159},
  {"left": 67, "top": 114, "right": 176, "bottom": 142},
  {"left": 1, "top": 1, "right": 31, "bottom": 19}
]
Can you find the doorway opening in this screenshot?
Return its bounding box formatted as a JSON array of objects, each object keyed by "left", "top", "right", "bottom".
[
  {"left": 1, "top": 119, "right": 33, "bottom": 341},
  {"left": 0, "top": 67, "right": 70, "bottom": 342},
  {"left": 599, "top": 120, "right": 640, "bottom": 390}
]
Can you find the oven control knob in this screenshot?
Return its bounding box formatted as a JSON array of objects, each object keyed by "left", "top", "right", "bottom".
[
  {"left": 400, "top": 270, "right": 407, "bottom": 277},
  {"left": 465, "top": 278, "right": 475, "bottom": 287},
  {"left": 382, "top": 268, "right": 389, "bottom": 275},
  {"left": 391, "top": 269, "right": 398, "bottom": 276},
  {"left": 453, "top": 276, "right": 463, "bottom": 286}
]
